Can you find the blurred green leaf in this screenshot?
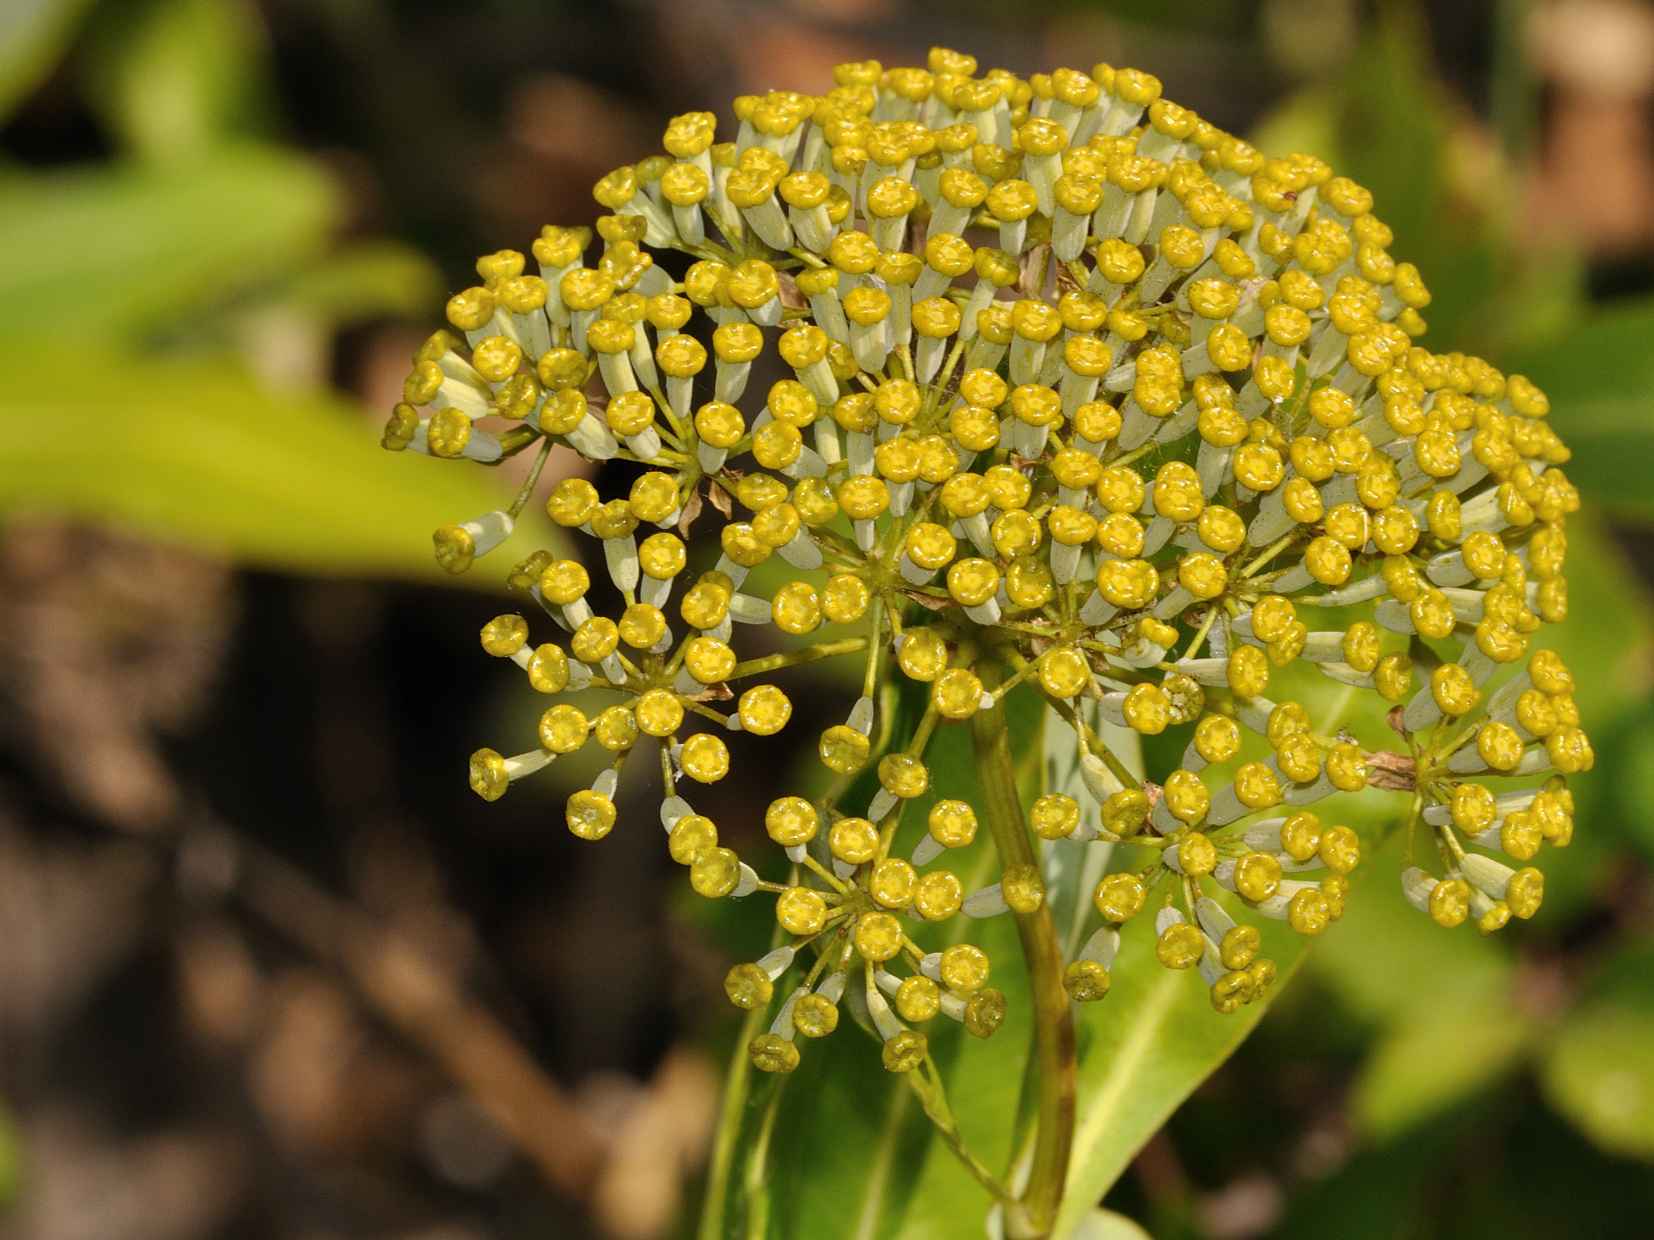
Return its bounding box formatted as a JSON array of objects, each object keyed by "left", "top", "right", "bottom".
[
  {"left": 0, "top": 347, "right": 538, "bottom": 581},
  {"left": 0, "top": 0, "right": 94, "bottom": 121},
  {"left": 81, "top": 0, "right": 273, "bottom": 160},
  {"left": 1492, "top": 239, "right": 1589, "bottom": 357},
  {"left": 1595, "top": 701, "right": 1654, "bottom": 863},
  {"left": 1248, "top": 85, "right": 1340, "bottom": 166},
  {"left": 0, "top": 145, "right": 337, "bottom": 345},
  {"left": 273, "top": 241, "right": 442, "bottom": 324},
  {"left": 1490, "top": 0, "right": 1538, "bottom": 163},
  {"left": 1541, "top": 948, "right": 1654, "bottom": 1161},
  {"left": 1081, "top": 0, "right": 1251, "bottom": 34},
  {"left": 1506, "top": 299, "right": 1654, "bottom": 521},
  {"left": 0, "top": 1100, "right": 18, "bottom": 1207},
  {"left": 1323, "top": 7, "right": 1446, "bottom": 258},
  {"left": 1054, "top": 913, "right": 1309, "bottom": 1235},
  {"left": 1309, "top": 842, "right": 1510, "bottom": 1025},
  {"left": 1273, "top": 1120, "right": 1447, "bottom": 1240},
  {"left": 1353, "top": 1001, "right": 1534, "bottom": 1139}
]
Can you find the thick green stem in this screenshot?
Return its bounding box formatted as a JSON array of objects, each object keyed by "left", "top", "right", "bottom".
[{"left": 972, "top": 660, "right": 1076, "bottom": 1238}]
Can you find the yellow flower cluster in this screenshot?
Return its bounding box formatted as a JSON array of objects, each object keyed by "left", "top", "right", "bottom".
[{"left": 388, "top": 48, "right": 1588, "bottom": 1074}]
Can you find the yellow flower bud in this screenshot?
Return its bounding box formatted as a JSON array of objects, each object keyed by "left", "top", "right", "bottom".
[{"left": 1094, "top": 873, "right": 1147, "bottom": 923}]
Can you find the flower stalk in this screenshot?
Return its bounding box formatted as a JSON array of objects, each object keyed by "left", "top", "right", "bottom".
[{"left": 973, "top": 658, "right": 1075, "bottom": 1238}]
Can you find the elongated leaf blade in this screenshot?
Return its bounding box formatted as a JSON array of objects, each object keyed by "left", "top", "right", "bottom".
[
  {"left": 1055, "top": 914, "right": 1309, "bottom": 1234},
  {"left": 0, "top": 348, "right": 545, "bottom": 582},
  {"left": 0, "top": 146, "right": 338, "bottom": 345}
]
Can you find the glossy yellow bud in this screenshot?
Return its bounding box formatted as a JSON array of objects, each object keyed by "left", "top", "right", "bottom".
[
  {"left": 672, "top": 731, "right": 727, "bottom": 784},
  {"left": 1094, "top": 872, "right": 1147, "bottom": 923},
  {"left": 828, "top": 817, "right": 878, "bottom": 865},
  {"left": 1429, "top": 877, "right": 1471, "bottom": 927},
  {"left": 750, "top": 1034, "right": 800, "bottom": 1074},
  {"left": 566, "top": 789, "right": 617, "bottom": 841},
  {"left": 854, "top": 911, "right": 904, "bottom": 962},
  {"left": 738, "top": 684, "right": 792, "bottom": 735},
  {"left": 938, "top": 943, "right": 989, "bottom": 994},
  {"left": 1176, "top": 831, "right": 1217, "bottom": 876},
  {"left": 1030, "top": 793, "right": 1081, "bottom": 841},
  {"left": 878, "top": 753, "right": 929, "bottom": 800},
  {"left": 1157, "top": 923, "right": 1205, "bottom": 969},
  {"left": 932, "top": 668, "right": 985, "bottom": 720},
  {"left": 1234, "top": 852, "right": 1282, "bottom": 901},
  {"left": 1233, "top": 762, "right": 1282, "bottom": 811},
  {"left": 882, "top": 1029, "right": 927, "bottom": 1073},
  {"left": 1287, "top": 888, "right": 1332, "bottom": 935}
]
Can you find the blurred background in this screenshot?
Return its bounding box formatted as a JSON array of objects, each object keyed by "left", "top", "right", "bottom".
[{"left": 2, "top": 1, "right": 1653, "bottom": 1237}]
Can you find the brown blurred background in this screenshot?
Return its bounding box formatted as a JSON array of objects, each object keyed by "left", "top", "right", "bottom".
[{"left": 3, "top": 2, "right": 1654, "bottom": 1238}]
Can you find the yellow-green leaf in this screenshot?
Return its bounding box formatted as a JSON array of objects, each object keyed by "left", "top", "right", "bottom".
[
  {"left": 1353, "top": 1001, "right": 1534, "bottom": 1140},
  {"left": 0, "top": 347, "right": 549, "bottom": 582},
  {"left": 0, "top": 146, "right": 338, "bottom": 344},
  {"left": 80, "top": 0, "right": 274, "bottom": 160},
  {"left": 1540, "top": 948, "right": 1654, "bottom": 1161},
  {"left": 1053, "top": 915, "right": 1309, "bottom": 1236}
]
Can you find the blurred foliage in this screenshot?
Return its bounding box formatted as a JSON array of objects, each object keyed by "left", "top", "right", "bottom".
[
  {"left": 79, "top": 0, "right": 275, "bottom": 160},
  {"left": 1510, "top": 301, "right": 1654, "bottom": 522},
  {"left": 1, "top": 146, "right": 337, "bottom": 342},
  {"left": 0, "top": 0, "right": 531, "bottom": 583},
  {"left": 0, "top": 1103, "right": 17, "bottom": 1209},
  {"left": 0, "top": 0, "right": 96, "bottom": 119},
  {"left": 0, "top": 346, "right": 521, "bottom": 576}
]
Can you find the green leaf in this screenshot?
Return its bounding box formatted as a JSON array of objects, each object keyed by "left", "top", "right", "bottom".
[
  {"left": 1540, "top": 948, "right": 1654, "bottom": 1160},
  {"left": 1595, "top": 700, "right": 1654, "bottom": 864},
  {"left": 1309, "top": 843, "right": 1510, "bottom": 1025},
  {"left": 0, "top": 1100, "right": 18, "bottom": 1206},
  {"left": 272, "top": 241, "right": 443, "bottom": 325},
  {"left": 0, "top": 0, "right": 95, "bottom": 121},
  {"left": 1247, "top": 86, "right": 1341, "bottom": 169},
  {"left": 1352, "top": 1000, "right": 1535, "bottom": 1139},
  {"left": 1326, "top": 8, "right": 1447, "bottom": 261},
  {"left": 80, "top": 0, "right": 274, "bottom": 160},
  {"left": 1505, "top": 299, "right": 1654, "bottom": 520},
  {"left": 1272, "top": 1123, "right": 1446, "bottom": 1240},
  {"left": 705, "top": 689, "right": 1046, "bottom": 1239},
  {"left": 0, "top": 146, "right": 338, "bottom": 345},
  {"left": 0, "top": 347, "right": 544, "bottom": 581},
  {"left": 1053, "top": 912, "right": 1310, "bottom": 1235}
]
